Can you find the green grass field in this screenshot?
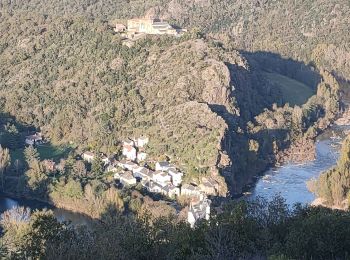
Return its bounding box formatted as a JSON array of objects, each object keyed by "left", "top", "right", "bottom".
[
  {"left": 11, "top": 143, "right": 73, "bottom": 163},
  {"left": 263, "top": 72, "right": 315, "bottom": 106}
]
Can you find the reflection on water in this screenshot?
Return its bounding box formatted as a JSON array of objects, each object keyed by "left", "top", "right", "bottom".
[
  {"left": 250, "top": 127, "right": 345, "bottom": 205},
  {"left": 0, "top": 196, "right": 91, "bottom": 226}
]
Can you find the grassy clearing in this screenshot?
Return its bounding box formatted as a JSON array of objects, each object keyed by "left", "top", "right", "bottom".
[
  {"left": 11, "top": 143, "right": 73, "bottom": 163},
  {"left": 263, "top": 72, "right": 315, "bottom": 106}
]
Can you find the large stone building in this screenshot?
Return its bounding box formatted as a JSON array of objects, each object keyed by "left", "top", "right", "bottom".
[{"left": 120, "top": 18, "right": 186, "bottom": 38}]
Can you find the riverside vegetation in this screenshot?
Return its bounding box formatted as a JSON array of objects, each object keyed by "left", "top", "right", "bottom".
[
  {"left": 309, "top": 135, "right": 350, "bottom": 209},
  {"left": 1, "top": 197, "right": 350, "bottom": 259}
]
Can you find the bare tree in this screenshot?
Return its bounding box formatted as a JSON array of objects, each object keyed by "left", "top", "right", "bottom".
[{"left": 0, "top": 145, "right": 11, "bottom": 190}]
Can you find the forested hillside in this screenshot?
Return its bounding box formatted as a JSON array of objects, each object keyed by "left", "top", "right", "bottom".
[
  {"left": 0, "top": 0, "right": 344, "bottom": 194},
  {"left": 2, "top": 0, "right": 349, "bottom": 79}
]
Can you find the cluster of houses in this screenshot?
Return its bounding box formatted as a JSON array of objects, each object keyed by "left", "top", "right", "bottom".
[
  {"left": 23, "top": 131, "right": 214, "bottom": 227},
  {"left": 109, "top": 158, "right": 212, "bottom": 228}
]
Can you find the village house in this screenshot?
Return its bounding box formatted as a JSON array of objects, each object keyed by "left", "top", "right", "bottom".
[
  {"left": 168, "top": 168, "right": 183, "bottom": 186},
  {"left": 122, "top": 144, "right": 137, "bottom": 161},
  {"left": 155, "top": 161, "right": 171, "bottom": 171},
  {"left": 138, "top": 168, "right": 154, "bottom": 182},
  {"left": 113, "top": 172, "right": 122, "bottom": 180},
  {"left": 199, "top": 178, "right": 218, "bottom": 195},
  {"left": 101, "top": 155, "right": 110, "bottom": 166},
  {"left": 143, "top": 181, "right": 164, "bottom": 194},
  {"left": 106, "top": 164, "right": 119, "bottom": 173},
  {"left": 152, "top": 171, "right": 172, "bottom": 186},
  {"left": 181, "top": 184, "right": 202, "bottom": 197},
  {"left": 25, "top": 132, "right": 43, "bottom": 146},
  {"left": 164, "top": 184, "right": 180, "bottom": 198},
  {"left": 188, "top": 198, "right": 211, "bottom": 228},
  {"left": 42, "top": 159, "right": 56, "bottom": 172},
  {"left": 132, "top": 166, "right": 147, "bottom": 178},
  {"left": 123, "top": 139, "right": 135, "bottom": 147},
  {"left": 119, "top": 171, "right": 137, "bottom": 186},
  {"left": 82, "top": 151, "right": 95, "bottom": 163},
  {"left": 137, "top": 152, "right": 147, "bottom": 162},
  {"left": 116, "top": 159, "right": 128, "bottom": 169},
  {"left": 136, "top": 136, "right": 149, "bottom": 148}
]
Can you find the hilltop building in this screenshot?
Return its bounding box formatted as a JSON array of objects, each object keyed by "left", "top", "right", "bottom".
[{"left": 115, "top": 18, "right": 186, "bottom": 39}]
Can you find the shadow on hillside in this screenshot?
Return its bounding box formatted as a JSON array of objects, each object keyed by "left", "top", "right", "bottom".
[
  {"left": 214, "top": 51, "right": 324, "bottom": 195},
  {"left": 242, "top": 51, "right": 322, "bottom": 90}
]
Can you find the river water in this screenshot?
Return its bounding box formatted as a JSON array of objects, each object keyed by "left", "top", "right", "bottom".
[
  {"left": 0, "top": 196, "right": 91, "bottom": 225},
  {"left": 249, "top": 126, "right": 348, "bottom": 205}
]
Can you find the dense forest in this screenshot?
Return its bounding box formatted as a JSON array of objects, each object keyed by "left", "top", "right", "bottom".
[{"left": 0, "top": 2, "right": 342, "bottom": 195}]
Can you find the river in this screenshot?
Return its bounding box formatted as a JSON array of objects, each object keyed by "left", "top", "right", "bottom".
[
  {"left": 0, "top": 196, "right": 91, "bottom": 225},
  {"left": 249, "top": 125, "right": 348, "bottom": 205}
]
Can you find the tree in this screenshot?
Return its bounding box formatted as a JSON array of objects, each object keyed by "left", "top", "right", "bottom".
[
  {"left": 72, "top": 160, "right": 87, "bottom": 179},
  {"left": 0, "top": 145, "right": 11, "bottom": 190},
  {"left": 22, "top": 210, "right": 71, "bottom": 259},
  {"left": 25, "top": 159, "right": 48, "bottom": 197},
  {"left": 24, "top": 146, "right": 39, "bottom": 166},
  {"left": 91, "top": 154, "right": 104, "bottom": 178}
]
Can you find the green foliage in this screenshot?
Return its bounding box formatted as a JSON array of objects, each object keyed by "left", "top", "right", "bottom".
[
  {"left": 1, "top": 197, "right": 350, "bottom": 259},
  {"left": 313, "top": 135, "right": 350, "bottom": 207}
]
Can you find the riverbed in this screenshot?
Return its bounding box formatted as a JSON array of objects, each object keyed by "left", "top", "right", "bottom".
[{"left": 249, "top": 126, "right": 347, "bottom": 205}]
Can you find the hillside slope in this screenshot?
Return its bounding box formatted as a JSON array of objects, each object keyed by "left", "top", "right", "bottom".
[{"left": 0, "top": 6, "right": 341, "bottom": 194}]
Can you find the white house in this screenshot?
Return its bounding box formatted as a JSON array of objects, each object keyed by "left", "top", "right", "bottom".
[
  {"left": 25, "top": 133, "right": 43, "bottom": 145},
  {"left": 120, "top": 171, "right": 137, "bottom": 186},
  {"left": 165, "top": 184, "right": 180, "bottom": 198},
  {"left": 101, "top": 155, "right": 110, "bottom": 166},
  {"left": 122, "top": 145, "right": 137, "bottom": 161},
  {"left": 138, "top": 169, "right": 154, "bottom": 181},
  {"left": 143, "top": 181, "right": 165, "bottom": 194},
  {"left": 82, "top": 151, "right": 95, "bottom": 163},
  {"left": 155, "top": 161, "right": 171, "bottom": 171},
  {"left": 117, "top": 159, "right": 128, "bottom": 169},
  {"left": 125, "top": 161, "right": 138, "bottom": 171},
  {"left": 136, "top": 136, "right": 149, "bottom": 148},
  {"left": 106, "top": 164, "right": 119, "bottom": 173},
  {"left": 168, "top": 169, "right": 183, "bottom": 186},
  {"left": 137, "top": 152, "right": 147, "bottom": 162},
  {"left": 188, "top": 198, "right": 211, "bottom": 228},
  {"left": 113, "top": 172, "right": 122, "bottom": 180},
  {"left": 199, "top": 179, "right": 217, "bottom": 195},
  {"left": 123, "top": 139, "right": 135, "bottom": 147},
  {"left": 152, "top": 171, "right": 171, "bottom": 186},
  {"left": 181, "top": 184, "right": 201, "bottom": 197}
]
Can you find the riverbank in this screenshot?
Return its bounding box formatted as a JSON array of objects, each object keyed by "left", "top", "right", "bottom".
[
  {"left": 0, "top": 191, "right": 96, "bottom": 223},
  {"left": 311, "top": 197, "right": 349, "bottom": 211},
  {"left": 0, "top": 193, "right": 93, "bottom": 226},
  {"left": 248, "top": 126, "right": 346, "bottom": 206}
]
